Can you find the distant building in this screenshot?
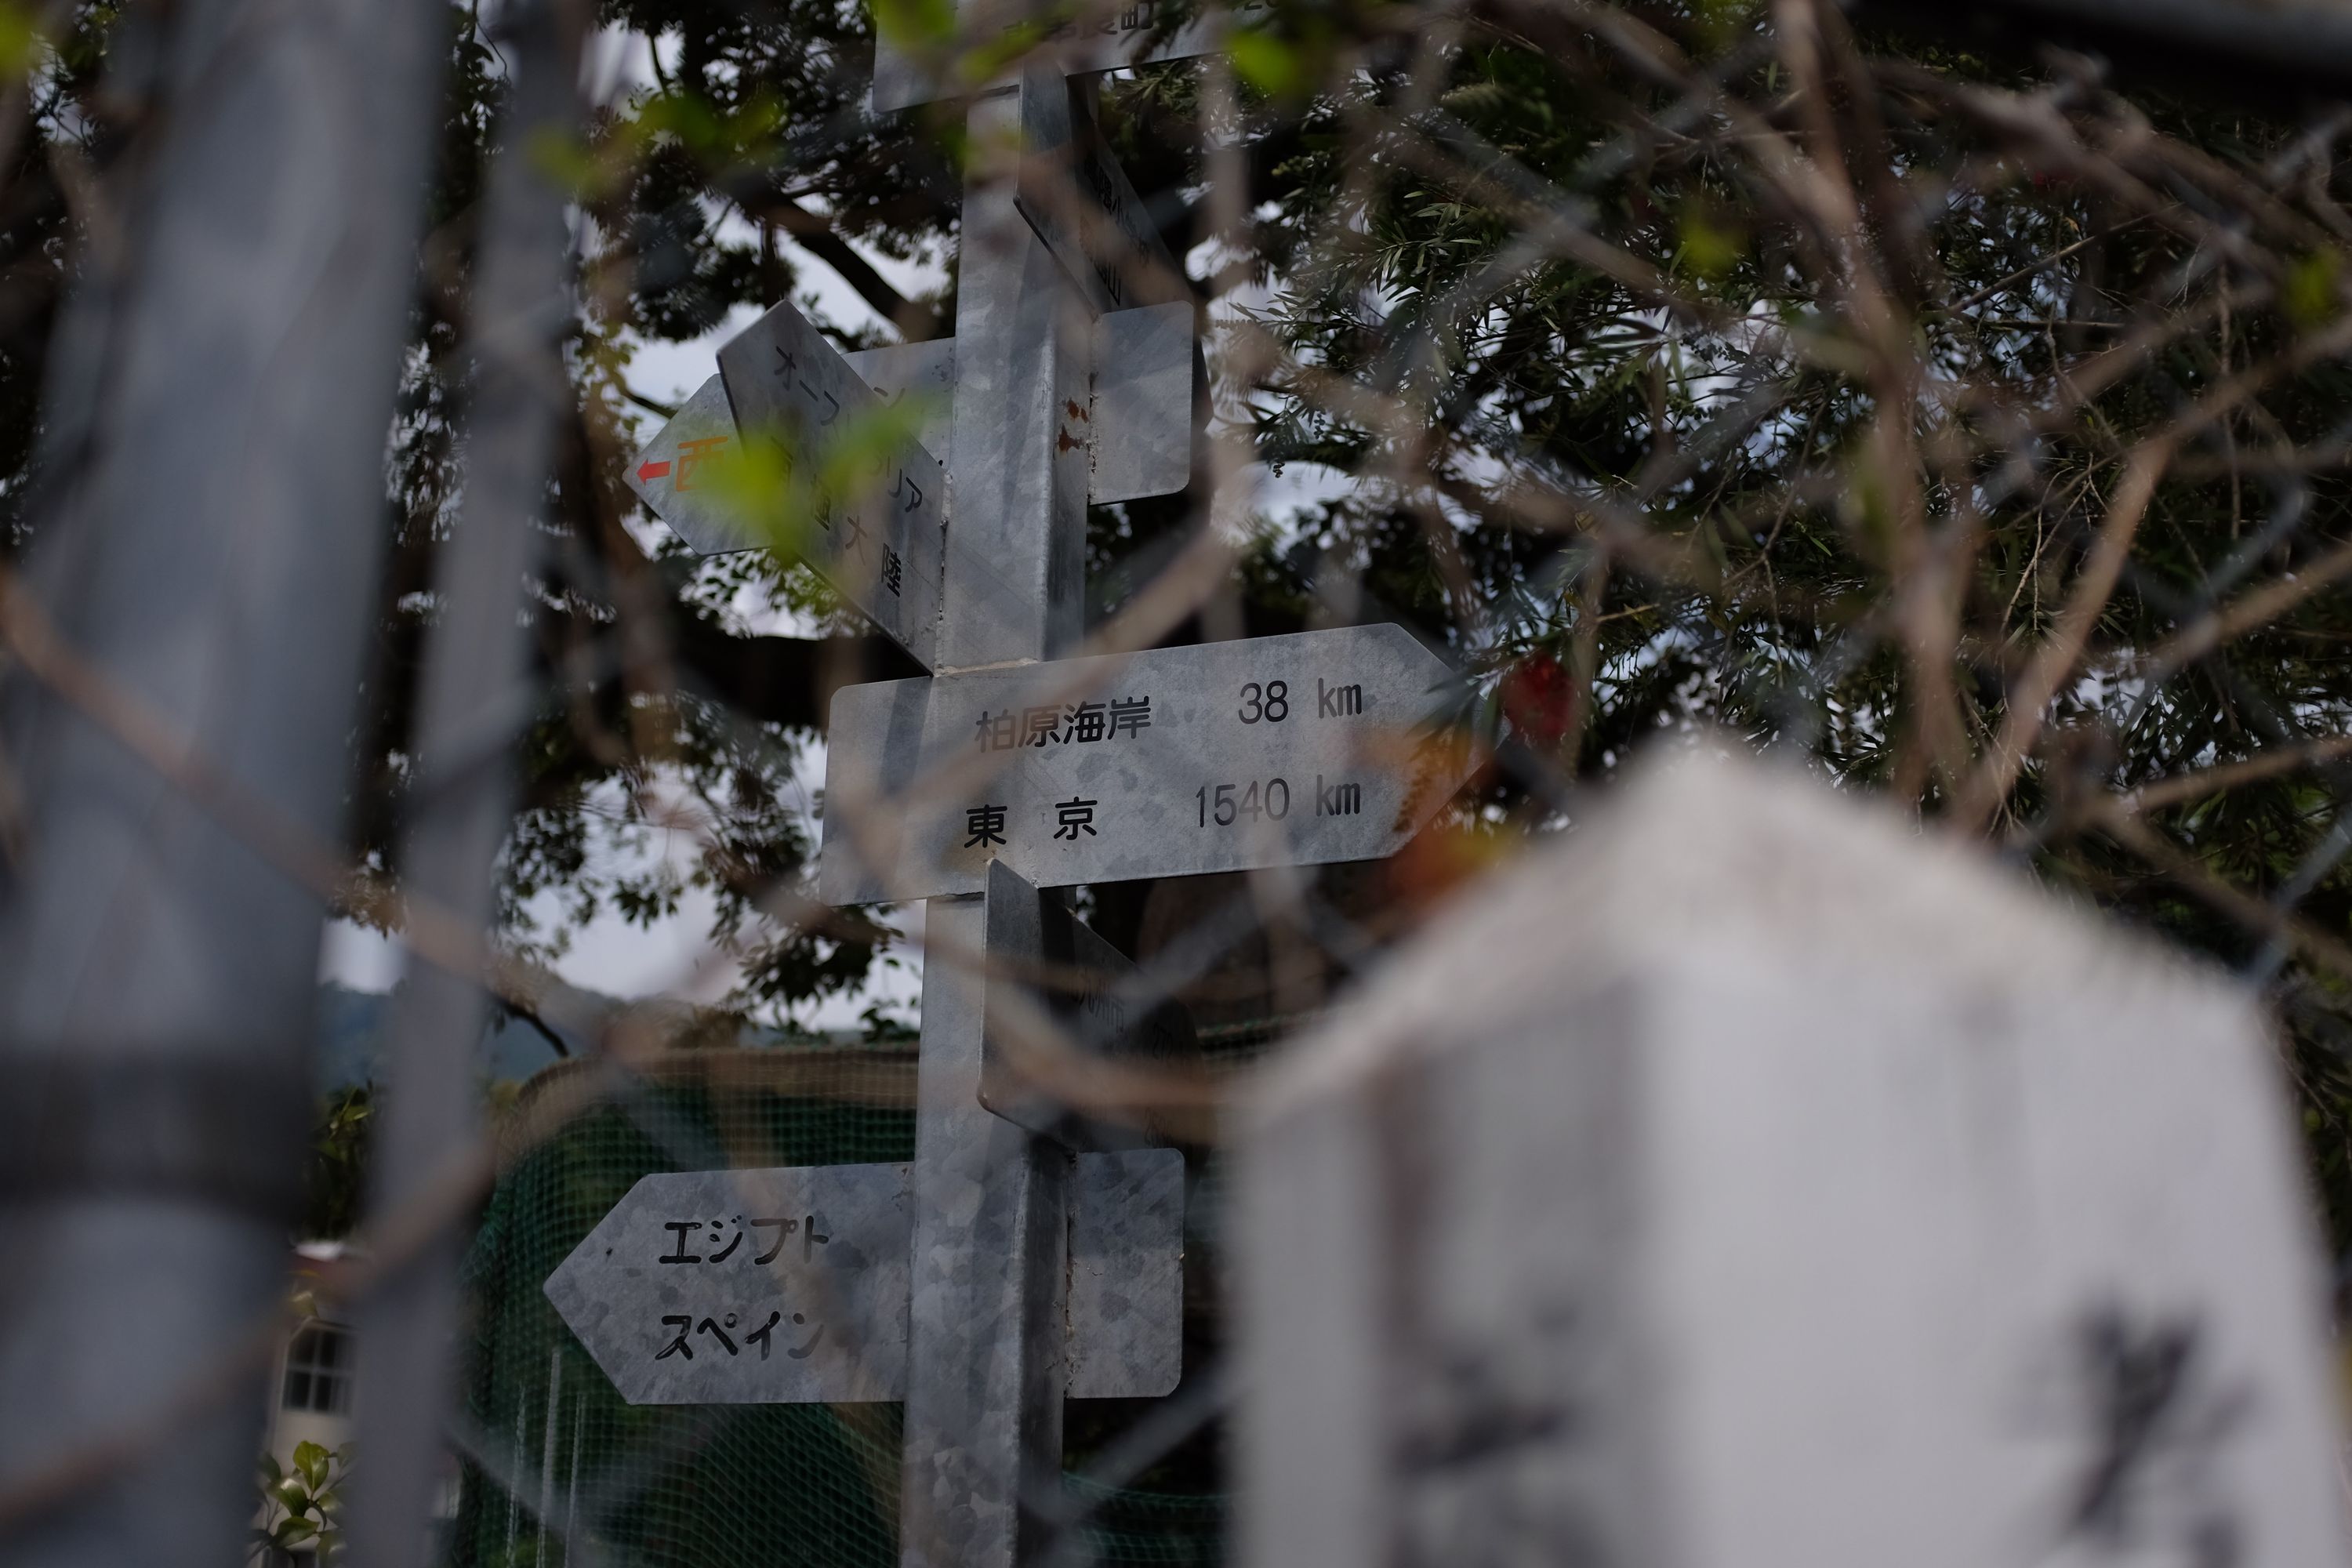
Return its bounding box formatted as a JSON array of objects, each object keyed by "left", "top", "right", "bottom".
[
  {"left": 268, "top": 1245, "right": 357, "bottom": 1468},
  {"left": 260, "top": 1243, "right": 455, "bottom": 1567}
]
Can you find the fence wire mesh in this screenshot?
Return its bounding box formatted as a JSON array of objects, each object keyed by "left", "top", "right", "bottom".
[
  {"left": 8, "top": 0, "right": 2352, "bottom": 1564},
  {"left": 456, "top": 1052, "right": 1232, "bottom": 1566}
]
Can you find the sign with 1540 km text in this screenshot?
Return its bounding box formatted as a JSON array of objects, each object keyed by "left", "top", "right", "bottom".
[{"left": 818, "top": 623, "right": 1468, "bottom": 904}]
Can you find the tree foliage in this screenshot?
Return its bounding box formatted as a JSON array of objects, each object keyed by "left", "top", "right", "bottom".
[
  {"left": 253, "top": 1438, "right": 354, "bottom": 1566},
  {"left": 1211, "top": 3, "right": 2352, "bottom": 1249}
]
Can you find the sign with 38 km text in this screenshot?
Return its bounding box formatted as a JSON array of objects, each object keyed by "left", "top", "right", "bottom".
[{"left": 818, "top": 624, "right": 1468, "bottom": 904}]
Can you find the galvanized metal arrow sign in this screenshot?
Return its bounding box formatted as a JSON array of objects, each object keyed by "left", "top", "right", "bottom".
[
  {"left": 715, "top": 301, "right": 953, "bottom": 668},
  {"left": 819, "top": 622, "right": 1468, "bottom": 904},
  {"left": 544, "top": 1153, "right": 1182, "bottom": 1404},
  {"left": 546, "top": 1163, "right": 912, "bottom": 1404}
]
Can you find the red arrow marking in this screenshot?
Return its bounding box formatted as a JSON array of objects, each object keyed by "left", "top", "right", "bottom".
[{"left": 637, "top": 459, "right": 672, "bottom": 482}]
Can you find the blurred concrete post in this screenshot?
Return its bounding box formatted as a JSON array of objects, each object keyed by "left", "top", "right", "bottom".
[
  {"left": 0, "top": 2, "right": 447, "bottom": 1565},
  {"left": 898, "top": 64, "right": 1094, "bottom": 1568},
  {"left": 1239, "top": 750, "right": 2352, "bottom": 1567},
  {"left": 342, "top": 2, "right": 586, "bottom": 1566}
]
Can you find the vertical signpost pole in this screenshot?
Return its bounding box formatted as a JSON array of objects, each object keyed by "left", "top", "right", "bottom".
[{"left": 899, "top": 64, "right": 1094, "bottom": 1568}]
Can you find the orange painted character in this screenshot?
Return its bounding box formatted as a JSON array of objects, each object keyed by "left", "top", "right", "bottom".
[{"left": 674, "top": 434, "right": 730, "bottom": 492}]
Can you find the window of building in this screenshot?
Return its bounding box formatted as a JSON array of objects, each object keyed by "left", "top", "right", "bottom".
[{"left": 281, "top": 1323, "right": 352, "bottom": 1415}]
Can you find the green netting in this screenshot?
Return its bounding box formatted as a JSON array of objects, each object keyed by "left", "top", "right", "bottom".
[{"left": 449, "top": 1050, "right": 1225, "bottom": 1567}]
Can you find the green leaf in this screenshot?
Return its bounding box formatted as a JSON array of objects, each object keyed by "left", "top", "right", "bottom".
[
  {"left": 1228, "top": 27, "right": 1301, "bottom": 98},
  {"left": 704, "top": 394, "right": 942, "bottom": 569},
  {"left": 527, "top": 127, "right": 598, "bottom": 200},
  {"left": 2285, "top": 249, "right": 2343, "bottom": 332},
  {"left": 293, "top": 1439, "right": 328, "bottom": 1490},
  {"left": 0, "top": 3, "right": 45, "bottom": 77},
  {"left": 871, "top": 0, "right": 953, "bottom": 49},
  {"left": 1678, "top": 208, "right": 1744, "bottom": 283},
  {"left": 701, "top": 430, "right": 817, "bottom": 561}
]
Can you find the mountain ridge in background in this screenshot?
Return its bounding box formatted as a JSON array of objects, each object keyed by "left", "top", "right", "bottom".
[{"left": 313, "top": 979, "right": 846, "bottom": 1091}]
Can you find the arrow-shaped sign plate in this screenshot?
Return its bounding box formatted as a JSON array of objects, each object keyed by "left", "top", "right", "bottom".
[
  {"left": 1011, "top": 72, "right": 1192, "bottom": 317},
  {"left": 819, "top": 623, "right": 1468, "bottom": 904},
  {"left": 621, "top": 375, "right": 749, "bottom": 561},
  {"left": 544, "top": 1153, "right": 1183, "bottom": 1404},
  {"left": 715, "top": 302, "right": 951, "bottom": 669}
]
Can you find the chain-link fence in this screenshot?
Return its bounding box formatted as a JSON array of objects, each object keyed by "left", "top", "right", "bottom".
[{"left": 8, "top": 0, "right": 2352, "bottom": 1564}]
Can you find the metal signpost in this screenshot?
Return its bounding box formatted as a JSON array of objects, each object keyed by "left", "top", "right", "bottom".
[{"left": 567, "top": 22, "right": 1474, "bottom": 1568}]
